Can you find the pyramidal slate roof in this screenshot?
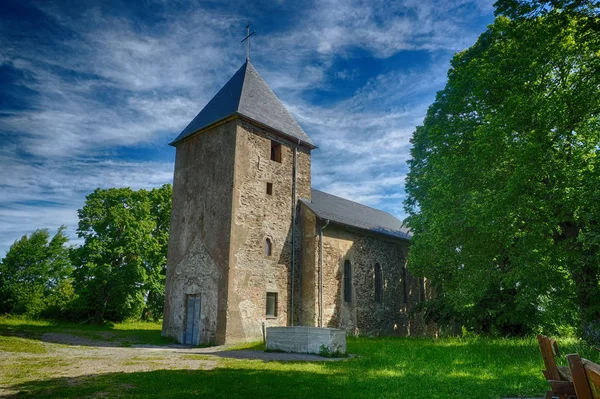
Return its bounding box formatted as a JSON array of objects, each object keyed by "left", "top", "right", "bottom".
[
  {"left": 300, "top": 189, "right": 411, "bottom": 240},
  {"left": 171, "top": 61, "right": 315, "bottom": 148}
]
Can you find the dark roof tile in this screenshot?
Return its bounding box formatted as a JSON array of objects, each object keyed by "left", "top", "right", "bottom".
[
  {"left": 301, "top": 189, "right": 411, "bottom": 240},
  {"left": 171, "top": 61, "right": 315, "bottom": 148}
]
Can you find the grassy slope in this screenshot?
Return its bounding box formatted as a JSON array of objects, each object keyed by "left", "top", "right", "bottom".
[
  {"left": 1, "top": 318, "right": 599, "bottom": 399},
  {"left": 0, "top": 317, "right": 171, "bottom": 346}
]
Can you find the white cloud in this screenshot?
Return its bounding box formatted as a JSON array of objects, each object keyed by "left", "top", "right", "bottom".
[
  {"left": 263, "top": 0, "right": 494, "bottom": 61},
  {"left": 283, "top": 59, "right": 456, "bottom": 219},
  {"left": 0, "top": 0, "right": 495, "bottom": 255},
  {"left": 0, "top": 149, "right": 174, "bottom": 254}
]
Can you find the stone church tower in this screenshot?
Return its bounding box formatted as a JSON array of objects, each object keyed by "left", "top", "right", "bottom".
[
  {"left": 162, "top": 61, "right": 316, "bottom": 345},
  {"left": 163, "top": 60, "right": 436, "bottom": 346}
]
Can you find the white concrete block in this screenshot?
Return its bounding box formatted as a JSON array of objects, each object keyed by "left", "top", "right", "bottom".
[{"left": 266, "top": 326, "right": 346, "bottom": 355}]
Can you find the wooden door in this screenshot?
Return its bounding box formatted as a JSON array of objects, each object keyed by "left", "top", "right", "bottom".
[{"left": 184, "top": 295, "right": 201, "bottom": 346}]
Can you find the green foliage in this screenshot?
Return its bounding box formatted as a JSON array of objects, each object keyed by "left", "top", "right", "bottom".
[
  {"left": 10, "top": 284, "right": 46, "bottom": 318},
  {"left": 494, "top": 0, "right": 600, "bottom": 19},
  {"left": 0, "top": 227, "right": 73, "bottom": 318},
  {"left": 0, "top": 316, "right": 170, "bottom": 346},
  {"left": 42, "top": 279, "right": 77, "bottom": 320},
  {"left": 405, "top": 5, "right": 600, "bottom": 337},
  {"left": 72, "top": 184, "right": 171, "bottom": 323},
  {"left": 0, "top": 184, "right": 170, "bottom": 323},
  {"left": 317, "top": 344, "right": 347, "bottom": 358},
  {"left": 143, "top": 184, "right": 172, "bottom": 320}
]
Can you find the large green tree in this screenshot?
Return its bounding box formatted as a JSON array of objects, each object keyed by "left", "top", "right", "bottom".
[
  {"left": 0, "top": 226, "right": 73, "bottom": 317},
  {"left": 405, "top": 2, "right": 600, "bottom": 337},
  {"left": 73, "top": 184, "right": 171, "bottom": 323}
]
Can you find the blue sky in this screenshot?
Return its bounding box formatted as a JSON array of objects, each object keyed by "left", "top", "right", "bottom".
[{"left": 0, "top": 0, "right": 495, "bottom": 254}]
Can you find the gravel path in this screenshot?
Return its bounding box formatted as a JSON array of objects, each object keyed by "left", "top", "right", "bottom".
[
  {"left": 38, "top": 332, "right": 348, "bottom": 362},
  {"left": 1, "top": 334, "right": 543, "bottom": 398},
  {"left": 0, "top": 332, "right": 349, "bottom": 396}
]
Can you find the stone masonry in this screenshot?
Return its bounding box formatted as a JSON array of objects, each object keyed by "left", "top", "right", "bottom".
[
  {"left": 162, "top": 60, "right": 435, "bottom": 346},
  {"left": 300, "top": 208, "right": 432, "bottom": 336},
  {"left": 226, "top": 120, "right": 311, "bottom": 342},
  {"left": 163, "top": 117, "right": 312, "bottom": 345},
  {"left": 162, "top": 119, "right": 237, "bottom": 345}
]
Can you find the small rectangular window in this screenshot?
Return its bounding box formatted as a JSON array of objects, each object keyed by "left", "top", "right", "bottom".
[
  {"left": 266, "top": 292, "right": 278, "bottom": 318},
  {"left": 402, "top": 264, "right": 408, "bottom": 304},
  {"left": 270, "top": 140, "right": 282, "bottom": 162},
  {"left": 266, "top": 182, "right": 273, "bottom": 195}
]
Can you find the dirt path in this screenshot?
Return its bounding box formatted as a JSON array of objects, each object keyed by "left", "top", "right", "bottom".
[
  {"left": 0, "top": 332, "right": 345, "bottom": 396},
  {"left": 38, "top": 332, "right": 345, "bottom": 362}
]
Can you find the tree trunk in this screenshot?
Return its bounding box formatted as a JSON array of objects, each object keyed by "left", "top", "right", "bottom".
[
  {"left": 572, "top": 263, "right": 600, "bottom": 342},
  {"left": 554, "top": 221, "right": 600, "bottom": 343},
  {"left": 91, "top": 286, "right": 109, "bottom": 324}
]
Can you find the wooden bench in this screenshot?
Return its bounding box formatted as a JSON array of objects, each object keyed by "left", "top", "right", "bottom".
[
  {"left": 566, "top": 354, "right": 600, "bottom": 399},
  {"left": 537, "top": 334, "right": 576, "bottom": 399}
]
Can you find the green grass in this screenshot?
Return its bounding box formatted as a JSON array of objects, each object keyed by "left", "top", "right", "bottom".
[
  {"left": 227, "top": 341, "right": 266, "bottom": 351},
  {"left": 0, "top": 335, "right": 47, "bottom": 354},
  {"left": 0, "top": 316, "right": 173, "bottom": 346},
  {"left": 2, "top": 318, "right": 600, "bottom": 399}
]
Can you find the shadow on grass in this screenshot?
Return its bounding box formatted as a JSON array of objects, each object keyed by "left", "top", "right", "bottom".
[
  {"left": 4, "top": 332, "right": 597, "bottom": 398},
  {"left": 1, "top": 363, "right": 533, "bottom": 399},
  {"left": 173, "top": 349, "right": 346, "bottom": 362},
  {"left": 0, "top": 321, "right": 175, "bottom": 348},
  {"left": 1, "top": 336, "right": 568, "bottom": 399}
]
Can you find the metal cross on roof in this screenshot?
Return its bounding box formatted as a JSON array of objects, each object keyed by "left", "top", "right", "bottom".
[{"left": 241, "top": 23, "right": 256, "bottom": 61}]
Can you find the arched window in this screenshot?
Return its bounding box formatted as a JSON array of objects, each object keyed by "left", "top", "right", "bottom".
[
  {"left": 343, "top": 260, "right": 352, "bottom": 303},
  {"left": 265, "top": 238, "right": 272, "bottom": 256},
  {"left": 374, "top": 263, "right": 383, "bottom": 303}
]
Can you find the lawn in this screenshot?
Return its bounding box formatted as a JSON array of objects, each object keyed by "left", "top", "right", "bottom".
[
  {"left": 1, "top": 318, "right": 599, "bottom": 399},
  {"left": 0, "top": 317, "right": 173, "bottom": 346}
]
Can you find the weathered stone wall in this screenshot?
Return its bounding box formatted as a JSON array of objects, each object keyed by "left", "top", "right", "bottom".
[
  {"left": 226, "top": 119, "right": 312, "bottom": 342},
  {"left": 162, "top": 120, "right": 237, "bottom": 345},
  {"left": 299, "top": 211, "right": 433, "bottom": 336},
  {"left": 163, "top": 114, "right": 433, "bottom": 344}
]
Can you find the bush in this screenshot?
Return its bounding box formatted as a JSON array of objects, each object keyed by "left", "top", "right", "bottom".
[{"left": 42, "top": 279, "right": 78, "bottom": 320}]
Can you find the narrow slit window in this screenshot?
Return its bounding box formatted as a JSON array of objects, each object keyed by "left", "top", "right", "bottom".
[
  {"left": 270, "top": 140, "right": 282, "bottom": 162},
  {"left": 419, "top": 277, "right": 426, "bottom": 303},
  {"left": 265, "top": 238, "right": 272, "bottom": 256},
  {"left": 374, "top": 263, "right": 383, "bottom": 303},
  {"left": 266, "top": 292, "right": 278, "bottom": 318},
  {"left": 402, "top": 263, "right": 408, "bottom": 304},
  {"left": 266, "top": 182, "right": 273, "bottom": 195},
  {"left": 344, "top": 260, "right": 352, "bottom": 303}
]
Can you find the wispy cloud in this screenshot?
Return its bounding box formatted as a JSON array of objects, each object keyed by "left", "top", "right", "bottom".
[
  {"left": 0, "top": 147, "right": 174, "bottom": 250},
  {"left": 0, "top": 4, "right": 246, "bottom": 158},
  {"left": 263, "top": 0, "right": 493, "bottom": 62},
  {"left": 0, "top": 0, "right": 494, "bottom": 254},
  {"left": 288, "top": 60, "right": 451, "bottom": 214}
]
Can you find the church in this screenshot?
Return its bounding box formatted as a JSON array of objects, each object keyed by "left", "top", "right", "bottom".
[{"left": 161, "top": 59, "right": 432, "bottom": 345}]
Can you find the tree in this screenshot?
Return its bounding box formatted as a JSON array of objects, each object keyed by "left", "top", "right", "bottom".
[
  {"left": 144, "top": 185, "right": 172, "bottom": 320},
  {"left": 495, "top": 0, "right": 599, "bottom": 19},
  {"left": 72, "top": 185, "right": 171, "bottom": 323},
  {"left": 0, "top": 227, "right": 73, "bottom": 317},
  {"left": 405, "top": 4, "right": 600, "bottom": 337}
]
